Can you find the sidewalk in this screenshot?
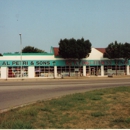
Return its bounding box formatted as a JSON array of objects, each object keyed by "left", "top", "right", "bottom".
[{"left": 0, "top": 75, "right": 129, "bottom": 82}]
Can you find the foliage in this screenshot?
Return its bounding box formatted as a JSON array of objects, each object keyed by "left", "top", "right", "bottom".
[
  {"left": 58, "top": 38, "right": 91, "bottom": 76},
  {"left": 58, "top": 38, "right": 92, "bottom": 62},
  {"left": 104, "top": 41, "right": 130, "bottom": 62},
  {"left": 104, "top": 41, "right": 123, "bottom": 59},
  {"left": 14, "top": 52, "right": 19, "bottom": 54},
  {"left": 22, "top": 46, "right": 45, "bottom": 53},
  {"left": 122, "top": 42, "right": 130, "bottom": 62},
  {"left": 104, "top": 41, "right": 130, "bottom": 75},
  {"left": 103, "top": 41, "right": 128, "bottom": 75},
  {"left": 0, "top": 53, "right": 2, "bottom": 56}
]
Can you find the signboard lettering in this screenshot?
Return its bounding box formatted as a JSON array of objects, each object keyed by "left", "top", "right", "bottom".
[
  {"left": 0, "top": 59, "right": 129, "bottom": 67},
  {"left": 36, "top": 61, "right": 50, "bottom": 65}
]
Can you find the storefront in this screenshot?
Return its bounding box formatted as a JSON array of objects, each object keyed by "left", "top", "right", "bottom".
[{"left": 0, "top": 47, "right": 129, "bottom": 79}]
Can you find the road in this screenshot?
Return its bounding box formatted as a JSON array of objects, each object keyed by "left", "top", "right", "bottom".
[{"left": 0, "top": 77, "right": 130, "bottom": 112}]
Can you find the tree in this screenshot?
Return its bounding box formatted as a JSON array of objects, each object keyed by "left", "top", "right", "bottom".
[
  {"left": 104, "top": 41, "right": 123, "bottom": 75},
  {"left": 0, "top": 53, "right": 2, "bottom": 56},
  {"left": 58, "top": 38, "right": 92, "bottom": 76},
  {"left": 122, "top": 42, "right": 130, "bottom": 63},
  {"left": 122, "top": 42, "right": 130, "bottom": 74},
  {"left": 104, "top": 41, "right": 123, "bottom": 59},
  {"left": 22, "top": 46, "right": 45, "bottom": 53}
]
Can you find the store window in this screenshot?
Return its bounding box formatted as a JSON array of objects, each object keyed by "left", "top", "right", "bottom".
[
  {"left": 8, "top": 67, "right": 28, "bottom": 78},
  {"left": 57, "top": 66, "right": 83, "bottom": 77},
  {"left": 104, "top": 65, "right": 125, "bottom": 75},
  {"left": 35, "top": 66, "right": 54, "bottom": 77},
  {"left": 104, "top": 66, "right": 112, "bottom": 75}
]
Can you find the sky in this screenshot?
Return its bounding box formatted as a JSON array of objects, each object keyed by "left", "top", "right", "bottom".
[{"left": 0, "top": 0, "right": 130, "bottom": 54}]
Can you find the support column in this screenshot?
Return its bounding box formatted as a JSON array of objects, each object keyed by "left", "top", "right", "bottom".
[
  {"left": 83, "top": 66, "right": 86, "bottom": 76},
  {"left": 101, "top": 65, "right": 104, "bottom": 76},
  {"left": 126, "top": 65, "right": 130, "bottom": 75},
  {"left": 1, "top": 67, "right": 8, "bottom": 79},
  {"left": 28, "top": 66, "right": 35, "bottom": 78},
  {"left": 54, "top": 66, "right": 57, "bottom": 78}
]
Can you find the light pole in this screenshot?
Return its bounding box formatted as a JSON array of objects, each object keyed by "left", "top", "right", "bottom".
[{"left": 19, "top": 34, "right": 22, "bottom": 79}]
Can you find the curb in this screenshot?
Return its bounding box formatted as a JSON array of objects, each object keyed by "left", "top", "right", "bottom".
[{"left": 0, "top": 75, "right": 129, "bottom": 82}]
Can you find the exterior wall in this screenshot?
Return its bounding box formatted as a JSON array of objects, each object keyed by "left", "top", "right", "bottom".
[
  {"left": 1, "top": 67, "right": 8, "bottom": 79},
  {"left": 2, "top": 55, "right": 55, "bottom": 60},
  {"left": 54, "top": 66, "right": 57, "bottom": 78},
  {"left": 101, "top": 65, "right": 104, "bottom": 76},
  {"left": 28, "top": 66, "right": 35, "bottom": 78},
  {"left": 83, "top": 66, "right": 86, "bottom": 76},
  {"left": 87, "top": 48, "right": 104, "bottom": 60},
  {"left": 126, "top": 65, "right": 130, "bottom": 75}
]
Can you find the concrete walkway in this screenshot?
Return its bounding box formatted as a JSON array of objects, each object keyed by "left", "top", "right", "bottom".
[{"left": 0, "top": 75, "right": 130, "bottom": 82}]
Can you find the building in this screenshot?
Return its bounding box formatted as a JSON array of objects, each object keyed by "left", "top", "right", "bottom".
[{"left": 0, "top": 47, "right": 129, "bottom": 79}]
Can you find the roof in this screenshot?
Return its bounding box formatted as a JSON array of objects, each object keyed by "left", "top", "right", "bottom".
[
  {"left": 95, "top": 48, "right": 106, "bottom": 54},
  {"left": 3, "top": 52, "right": 53, "bottom": 56},
  {"left": 53, "top": 47, "right": 59, "bottom": 56}
]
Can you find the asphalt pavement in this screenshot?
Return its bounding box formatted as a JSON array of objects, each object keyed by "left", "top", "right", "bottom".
[{"left": 0, "top": 76, "right": 130, "bottom": 113}]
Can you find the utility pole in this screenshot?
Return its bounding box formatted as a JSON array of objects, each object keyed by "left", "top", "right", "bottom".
[{"left": 19, "top": 34, "right": 22, "bottom": 79}]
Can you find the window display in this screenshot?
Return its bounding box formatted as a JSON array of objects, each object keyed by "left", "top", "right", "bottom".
[
  {"left": 104, "top": 65, "right": 125, "bottom": 75},
  {"left": 8, "top": 67, "right": 28, "bottom": 78},
  {"left": 35, "top": 66, "right": 54, "bottom": 77},
  {"left": 57, "top": 66, "right": 83, "bottom": 77}
]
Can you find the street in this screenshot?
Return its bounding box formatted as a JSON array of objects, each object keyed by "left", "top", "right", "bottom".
[{"left": 0, "top": 77, "right": 130, "bottom": 112}]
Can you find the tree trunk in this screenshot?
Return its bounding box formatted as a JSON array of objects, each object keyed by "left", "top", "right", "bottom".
[
  {"left": 125, "top": 59, "right": 128, "bottom": 75},
  {"left": 69, "top": 65, "right": 71, "bottom": 77},
  {"left": 78, "top": 60, "right": 81, "bottom": 76},
  {"left": 115, "top": 59, "right": 117, "bottom": 75}
]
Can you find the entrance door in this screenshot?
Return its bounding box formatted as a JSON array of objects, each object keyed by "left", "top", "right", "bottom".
[{"left": 91, "top": 67, "right": 95, "bottom": 75}]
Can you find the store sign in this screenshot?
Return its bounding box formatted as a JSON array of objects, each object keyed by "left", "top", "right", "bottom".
[
  {"left": 0, "top": 59, "right": 129, "bottom": 67},
  {"left": 0, "top": 60, "right": 52, "bottom": 67},
  {"left": 65, "top": 60, "right": 129, "bottom": 66}
]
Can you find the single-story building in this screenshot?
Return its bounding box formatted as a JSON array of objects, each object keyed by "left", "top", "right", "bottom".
[{"left": 0, "top": 47, "right": 129, "bottom": 79}]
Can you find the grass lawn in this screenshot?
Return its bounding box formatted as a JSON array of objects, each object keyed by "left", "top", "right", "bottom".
[{"left": 0, "top": 86, "right": 130, "bottom": 129}]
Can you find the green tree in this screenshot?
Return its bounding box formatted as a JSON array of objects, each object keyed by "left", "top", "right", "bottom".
[
  {"left": 122, "top": 42, "right": 130, "bottom": 74},
  {"left": 104, "top": 41, "right": 123, "bottom": 75},
  {"left": 22, "top": 46, "right": 45, "bottom": 53},
  {"left": 0, "top": 53, "right": 2, "bottom": 56},
  {"left": 122, "top": 42, "right": 130, "bottom": 63},
  {"left": 59, "top": 38, "right": 92, "bottom": 76}
]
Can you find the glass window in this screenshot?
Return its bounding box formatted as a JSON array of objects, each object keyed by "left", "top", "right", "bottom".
[
  {"left": 57, "top": 66, "right": 83, "bottom": 77},
  {"left": 104, "top": 65, "right": 125, "bottom": 75},
  {"left": 35, "top": 66, "right": 54, "bottom": 77},
  {"left": 8, "top": 67, "right": 28, "bottom": 78}
]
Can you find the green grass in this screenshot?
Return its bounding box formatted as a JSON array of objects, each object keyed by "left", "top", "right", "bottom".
[
  {"left": 0, "top": 86, "right": 130, "bottom": 129},
  {"left": 91, "top": 112, "right": 105, "bottom": 117}
]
